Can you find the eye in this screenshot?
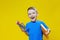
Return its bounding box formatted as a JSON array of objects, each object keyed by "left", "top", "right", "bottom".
[
  {"left": 33, "top": 12, "right": 35, "bottom": 14},
  {"left": 28, "top": 13, "right": 31, "bottom": 15}
]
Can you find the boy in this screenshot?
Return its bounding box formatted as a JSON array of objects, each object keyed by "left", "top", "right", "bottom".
[{"left": 16, "top": 7, "right": 50, "bottom": 40}]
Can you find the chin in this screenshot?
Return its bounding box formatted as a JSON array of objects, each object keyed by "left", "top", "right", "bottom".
[
  {"left": 31, "top": 20, "right": 35, "bottom": 22},
  {"left": 31, "top": 18, "right": 36, "bottom": 22}
]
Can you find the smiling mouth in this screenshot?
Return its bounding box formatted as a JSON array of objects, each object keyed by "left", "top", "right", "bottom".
[{"left": 31, "top": 17, "right": 35, "bottom": 19}]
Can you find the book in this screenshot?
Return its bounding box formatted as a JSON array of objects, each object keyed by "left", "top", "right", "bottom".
[{"left": 41, "top": 24, "right": 48, "bottom": 36}]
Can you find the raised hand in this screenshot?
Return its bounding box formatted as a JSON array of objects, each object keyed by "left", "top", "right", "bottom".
[{"left": 16, "top": 21, "right": 25, "bottom": 31}]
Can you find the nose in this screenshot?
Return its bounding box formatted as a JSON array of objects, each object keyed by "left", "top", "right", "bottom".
[{"left": 31, "top": 14, "right": 34, "bottom": 17}]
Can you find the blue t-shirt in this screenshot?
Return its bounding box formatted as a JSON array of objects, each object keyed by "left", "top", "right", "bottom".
[{"left": 25, "top": 20, "right": 48, "bottom": 40}]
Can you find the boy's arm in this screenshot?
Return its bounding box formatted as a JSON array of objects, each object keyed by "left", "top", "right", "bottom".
[{"left": 16, "top": 21, "right": 29, "bottom": 36}]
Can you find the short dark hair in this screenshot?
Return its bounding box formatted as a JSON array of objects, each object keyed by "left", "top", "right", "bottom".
[{"left": 27, "top": 7, "right": 36, "bottom": 11}]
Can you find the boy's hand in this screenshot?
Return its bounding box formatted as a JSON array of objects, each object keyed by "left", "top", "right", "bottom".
[
  {"left": 16, "top": 21, "right": 20, "bottom": 25},
  {"left": 16, "top": 21, "right": 29, "bottom": 36},
  {"left": 16, "top": 21, "right": 25, "bottom": 32}
]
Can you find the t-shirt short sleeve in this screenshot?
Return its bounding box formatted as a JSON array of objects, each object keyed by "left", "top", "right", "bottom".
[
  {"left": 25, "top": 23, "right": 29, "bottom": 33},
  {"left": 41, "top": 21, "right": 49, "bottom": 29}
]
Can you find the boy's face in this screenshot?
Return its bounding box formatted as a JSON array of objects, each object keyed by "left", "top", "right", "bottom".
[{"left": 28, "top": 9, "right": 38, "bottom": 22}]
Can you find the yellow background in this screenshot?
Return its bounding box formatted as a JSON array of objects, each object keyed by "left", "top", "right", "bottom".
[{"left": 0, "top": 0, "right": 60, "bottom": 40}]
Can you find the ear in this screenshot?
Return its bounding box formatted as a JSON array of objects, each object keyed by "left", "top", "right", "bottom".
[
  {"left": 36, "top": 12, "right": 38, "bottom": 16},
  {"left": 36, "top": 10, "right": 38, "bottom": 16}
]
